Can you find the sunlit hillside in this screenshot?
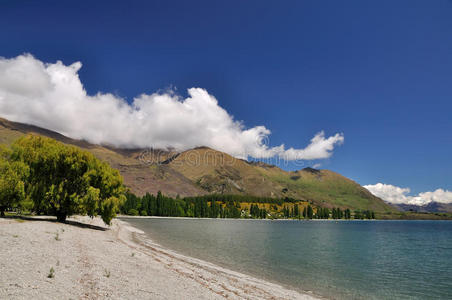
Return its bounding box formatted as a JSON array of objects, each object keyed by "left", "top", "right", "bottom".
[{"left": 0, "top": 117, "right": 396, "bottom": 213}]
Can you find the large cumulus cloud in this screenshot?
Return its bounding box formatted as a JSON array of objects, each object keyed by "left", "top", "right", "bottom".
[
  {"left": 0, "top": 54, "right": 344, "bottom": 160},
  {"left": 364, "top": 183, "right": 452, "bottom": 206}
]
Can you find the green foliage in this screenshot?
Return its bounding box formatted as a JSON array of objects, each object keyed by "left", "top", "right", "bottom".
[
  {"left": 249, "top": 203, "right": 267, "bottom": 219},
  {"left": 0, "top": 145, "right": 29, "bottom": 216},
  {"left": 120, "top": 189, "right": 379, "bottom": 222},
  {"left": 353, "top": 209, "right": 375, "bottom": 219},
  {"left": 293, "top": 204, "right": 300, "bottom": 219},
  {"left": 344, "top": 208, "right": 351, "bottom": 219},
  {"left": 307, "top": 205, "right": 313, "bottom": 219},
  {"left": 10, "top": 135, "right": 125, "bottom": 224},
  {"left": 121, "top": 191, "right": 258, "bottom": 219},
  {"left": 128, "top": 208, "right": 139, "bottom": 216},
  {"left": 82, "top": 187, "right": 100, "bottom": 218},
  {"left": 314, "top": 207, "right": 347, "bottom": 219},
  {"left": 337, "top": 207, "right": 343, "bottom": 219},
  {"left": 316, "top": 207, "right": 329, "bottom": 219},
  {"left": 48, "top": 267, "right": 55, "bottom": 278},
  {"left": 122, "top": 191, "right": 187, "bottom": 217}
]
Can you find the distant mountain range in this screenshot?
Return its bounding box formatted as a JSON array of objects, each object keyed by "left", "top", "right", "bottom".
[
  {"left": 0, "top": 117, "right": 396, "bottom": 213},
  {"left": 394, "top": 202, "right": 452, "bottom": 213}
]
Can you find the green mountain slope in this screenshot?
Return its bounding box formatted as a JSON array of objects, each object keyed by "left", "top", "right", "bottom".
[{"left": 0, "top": 117, "right": 396, "bottom": 213}]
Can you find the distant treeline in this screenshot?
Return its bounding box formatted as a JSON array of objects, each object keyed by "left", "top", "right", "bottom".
[
  {"left": 120, "top": 192, "right": 375, "bottom": 220},
  {"left": 121, "top": 192, "right": 244, "bottom": 218},
  {"left": 281, "top": 205, "right": 374, "bottom": 219}
]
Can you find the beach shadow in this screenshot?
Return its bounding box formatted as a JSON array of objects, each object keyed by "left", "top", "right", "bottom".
[{"left": 2, "top": 215, "right": 108, "bottom": 231}]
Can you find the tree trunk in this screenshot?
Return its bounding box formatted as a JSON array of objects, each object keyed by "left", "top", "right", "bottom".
[
  {"left": 0, "top": 207, "right": 5, "bottom": 217},
  {"left": 56, "top": 212, "right": 67, "bottom": 222}
]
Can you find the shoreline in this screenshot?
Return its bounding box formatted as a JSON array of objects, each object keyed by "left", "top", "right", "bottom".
[
  {"left": 0, "top": 216, "right": 320, "bottom": 299},
  {"left": 116, "top": 217, "right": 323, "bottom": 299},
  {"left": 119, "top": 215, "right": 452, "bottom": 221}
]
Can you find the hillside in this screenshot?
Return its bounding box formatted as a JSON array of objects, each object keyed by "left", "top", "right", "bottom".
[
  {"left": 0, "top": 117, "right": 205, "bottom": 197},
  {"left": 0, "top": 117, "right": 396, "bottom": 213}
]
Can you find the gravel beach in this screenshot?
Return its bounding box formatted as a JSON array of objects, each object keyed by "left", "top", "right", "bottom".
[{"left": 0, "top": 216, "right": 318, "bottom": 300}]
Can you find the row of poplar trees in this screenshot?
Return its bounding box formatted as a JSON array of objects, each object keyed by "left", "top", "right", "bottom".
[{"left": 120, "top": 192, "right": 244, "bottom": 218}]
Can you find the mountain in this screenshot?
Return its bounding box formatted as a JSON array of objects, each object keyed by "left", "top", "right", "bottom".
[
  {"left": 0, "top": 117, "right": 396, "bottom": 213},
  {"left": 395, "top": 202, "right": 452, "bottom": 213}
]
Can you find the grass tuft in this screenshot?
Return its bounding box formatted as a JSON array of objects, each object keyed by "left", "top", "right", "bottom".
[{"left": 48, "top": 267, "right": 55, "bottom": 278}]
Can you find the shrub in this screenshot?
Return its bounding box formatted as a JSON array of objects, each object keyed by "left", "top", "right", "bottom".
[
  {"left": 128, "top": 209, "right": 139, "bottom": 216},
  {"left": 48, "top": 267, "right": 55, "bottom": 278}
]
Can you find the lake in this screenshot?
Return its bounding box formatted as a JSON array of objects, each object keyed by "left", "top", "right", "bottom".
[{"left": 120, "top": 218, "right": 452, "bottom": 299}]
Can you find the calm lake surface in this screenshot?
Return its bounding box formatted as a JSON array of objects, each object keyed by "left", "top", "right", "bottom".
[{"left": 120, "top": 218, "right": 452, "bottom": 299}]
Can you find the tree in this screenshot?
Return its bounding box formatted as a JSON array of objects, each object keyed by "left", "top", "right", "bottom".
[
  {"left": 260, "top": 208, "right": 267, "bottom": 219},
  {"left": 0, "top": 146, "right": 29, "bottom": 216},
  {"left": 283, "top": 206, "right": 290, "bottom": 218},
  {"left": 210, "top": 198, "right": 219, "bottom": 218},
  {"left": 322, "top": 207, "right": 330, "bottom": 219},
  {"left": 307, "top": 205, "right": 313, "bottom": 219},
  {"left": 354, "top": 210, "right": 363, "bottom": 219},
  {"left": 344, "top": 208, "right": 351, "bottom": 219},
  {"left": 294, "top": 204, "right": 300, "bottom": 219},
  {"left": 337, "top": 207, "right": 343, "bottom": 219},
  {"left": 11, "top": 135, "right": 125, "bottom": 224}
]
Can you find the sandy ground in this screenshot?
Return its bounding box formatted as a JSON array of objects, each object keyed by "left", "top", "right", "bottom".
[{"left": 0, "top": 216, "right": 319, "bottom": 300}]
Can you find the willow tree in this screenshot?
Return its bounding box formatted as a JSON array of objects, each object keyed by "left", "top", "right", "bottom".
[
  {"left": 11, "top": 135, "right": 125, "bottom": 224},
  {"left": 0, "top": 146, "right": 29, "bottom": 216}
]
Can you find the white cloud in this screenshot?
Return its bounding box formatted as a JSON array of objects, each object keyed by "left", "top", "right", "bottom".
[
  {"left": 364, "top": 183, "right": 452, "bottom": 206},
  {"left": 0, "top": 54, "right": 344, "bottom": 160}
]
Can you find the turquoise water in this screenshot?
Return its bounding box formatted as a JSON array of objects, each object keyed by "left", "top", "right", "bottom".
[{"left": 120, "top": 218, "right": 452, "bottom": 299}]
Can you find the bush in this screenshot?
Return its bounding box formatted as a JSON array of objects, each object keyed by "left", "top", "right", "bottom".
[{"left": 128, "top": 209, "right": 139, "bottom": 216}]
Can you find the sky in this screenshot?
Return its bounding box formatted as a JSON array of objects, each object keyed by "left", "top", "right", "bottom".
[{"left": 0, "top": 0, "right": 451, "bottom": 203}]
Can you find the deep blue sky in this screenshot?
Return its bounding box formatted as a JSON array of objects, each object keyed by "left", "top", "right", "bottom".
[{"left": 1, "top": 0, "right": 451, "bottom": 193}]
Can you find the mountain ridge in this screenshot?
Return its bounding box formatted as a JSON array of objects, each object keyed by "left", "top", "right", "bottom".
[
  {"left": 0, "top": 117, "right": 396, "bottom": 213},
  {"left": 394, "top": 202, "right": 452, "bottom": 213}
]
